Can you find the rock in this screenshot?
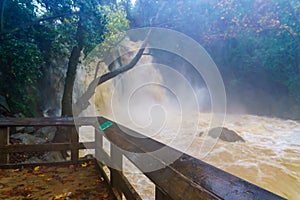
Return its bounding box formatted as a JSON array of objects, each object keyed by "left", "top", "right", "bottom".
[
  {"left": 10, "top": 133, "right": 46, "bottom": 144},
  {"left": 198, "top": 131, "right": 204, "bottom": 137},
  {"left": 42, "top": 152, "right": 65, "bottom": 162},
  {"left": 15, "top": 127, "right": 35, "bottom": 134},
  {"left": 24, "top": 156, "right": 44, "bottom": 163},
  {"left": 10, "top": 126, "right": 56, "bottom": 144},
  {"left": 24, "top": 127, "right": 36, "bottom": 134},
  {"left": 15, "top": 127, "right": 25, "bottom": 132},
  {"left": 208, "top": 127, "right": 245, "bottom": 142},
  {"left": 35, "top": 126, "right": 56, "bottom": 142}
]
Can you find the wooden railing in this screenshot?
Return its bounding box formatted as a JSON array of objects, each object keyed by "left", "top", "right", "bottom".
[
  {"left": 0, "top": 117, "right": 286, "bottom": 200},
  {"left": 0, "top": 117, "right": 96, "bottom": 166}
]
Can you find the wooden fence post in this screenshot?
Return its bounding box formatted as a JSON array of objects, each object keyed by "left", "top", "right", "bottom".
[
  {"left": 70, "top": 126, "right": 79, "bottom": 164},
  {"left": 95, "top": 128, "right": 103, "bottom": 161},
  {"left": 0, "top": 127, "right": 9, "bottom": 164},
  {"left": 110, "top": 143, "right": 123, "bottom": 199},
  {"left": 155, "top": 186, "right": 172, "bottom": 200}
]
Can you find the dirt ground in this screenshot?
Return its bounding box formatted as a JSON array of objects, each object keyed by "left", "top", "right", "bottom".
[{"left": 0, "top": 161, "right": 116, "bottom": 200}]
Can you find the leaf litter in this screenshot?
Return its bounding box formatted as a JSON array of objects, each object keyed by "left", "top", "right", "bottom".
[{"left": 0, "top": 161, "right": 115, "bottom": 199}]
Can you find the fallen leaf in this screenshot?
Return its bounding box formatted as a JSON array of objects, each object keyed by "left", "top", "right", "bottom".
[
  {"left": 25, "top": 185, "right": 34, "bottom": 191},
  {"left": 38, "top": 173, "right": 46, "bottom": 177},
  {"left": 34, "top": 166, "right": 40, "bottom": 171},
  {"left": 81, "top": 162, "right": 88, "bottom": 167},
  {"left": 11, "top": 169, "right": 20, "bottom": 172},
  {"left": 2, "top": 190, "right": 12, "bottom": 195},
  {"left": 54, "top": 193, "right": 69, "bottom": 199}
]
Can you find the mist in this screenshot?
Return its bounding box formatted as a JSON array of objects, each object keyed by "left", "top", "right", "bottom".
[{"left": 80, "top": 38, "right": 212, "bottom": 136}]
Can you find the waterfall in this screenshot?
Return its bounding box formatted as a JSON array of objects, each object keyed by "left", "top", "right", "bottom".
[
  {"left": 38, "top": 48, "right": 70, "bottom": 117},
  {"left": 76, "top": 38, "right": 168, "bottom": 130}
]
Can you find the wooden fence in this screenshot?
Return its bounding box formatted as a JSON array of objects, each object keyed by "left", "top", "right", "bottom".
[{"left": 0, "top": 117, "right": 286, "bottom": 200}]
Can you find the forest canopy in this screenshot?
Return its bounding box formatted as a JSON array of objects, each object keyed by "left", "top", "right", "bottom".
[{"left": 0, "top": 0, "right": 299, "bottom": 119}]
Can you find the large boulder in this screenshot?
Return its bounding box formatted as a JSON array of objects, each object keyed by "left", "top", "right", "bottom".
[
  {"left": 35, "top": 126, "right": 56, "bottom": 142},
  {"left": 10, "top": 133, "right": 46, "bottom": 144},
  {"left": 10, "top": 127, "right": 56, "bottom": 144},
  {"left": 208, "top": 127, "right": 245, "bottom": 142}
]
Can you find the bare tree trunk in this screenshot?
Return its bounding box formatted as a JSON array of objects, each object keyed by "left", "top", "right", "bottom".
[
  {"left": 61, "top": 20, "right": 84, "bottom": 117},
  {"left": 61, "top": 46, "right": 82, "bottom": 116},
  {"left": 54, "top": 20, "right": 84, "bottom": 158}
]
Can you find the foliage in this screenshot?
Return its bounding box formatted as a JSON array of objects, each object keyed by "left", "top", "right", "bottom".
[
  {"left": 86, "top": 5, "right": 129, "bottom": 63},
  {"left": 132, "top": 0, "right": 300, "bottom": 117},
  {"left": 0, "top": 38, "right": 43, "bottom": 115},
  {"left": 0, "top": 0, "right": 129, "bottom": 116},
  {"left": 0, "top": 0, "right": 43, "bottom": 116}
]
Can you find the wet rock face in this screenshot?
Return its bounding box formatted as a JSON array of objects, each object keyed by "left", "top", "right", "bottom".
[
  {"left": 10, "top": 126, "right": 59, "bottom": 163},
  {"left": 208, "top": 127, "right": 245, "bottom": 142},
  {"left": 10, "top": 126, "right": 57, "bottom": 144}
]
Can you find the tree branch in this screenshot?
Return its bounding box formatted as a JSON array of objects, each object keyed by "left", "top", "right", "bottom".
[{"left": 73, "top": 31, "right": 150, "bottom": 115}]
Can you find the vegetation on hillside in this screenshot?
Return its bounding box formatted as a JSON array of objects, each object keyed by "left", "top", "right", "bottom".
[
  {"left": 0, "top": 0, "right": 299, "bottom": 118},
  {"left": 0, "top": 0, "right": 129, "bottom": 116},
  {"left": 132, "top": 0, "right": 300, "bottom": 118}
]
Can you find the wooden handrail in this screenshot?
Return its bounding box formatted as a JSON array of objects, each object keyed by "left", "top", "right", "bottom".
[
  {"left": 0, "top": 117, "right": 97, "bottom": 126},
  {"left": 100, "top": 121, "right": 285, "bottom": 200},
  {"left": 0, "top": 117, "right": 286, "bottom": 200}
]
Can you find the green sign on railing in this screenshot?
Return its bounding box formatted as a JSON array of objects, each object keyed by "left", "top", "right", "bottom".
[{"left": 99, "top": 121, "right": 113, "bottom": 131}]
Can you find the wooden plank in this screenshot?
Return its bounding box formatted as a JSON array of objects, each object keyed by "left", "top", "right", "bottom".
[
  {"left": 156, "top": 186, "right": 172, "bottom": 200},
  {"left": 111, "top": 168, "right": 142, "bottom": 200},
  {"left": 0, "top": 117, "right": 99, "bottom": 127},
  {"left": 95, "top": 147, "right": 112, "bottom": 168},
  {"left": 82, "top": 141, "right": 95, "bottom": 149},
  {"left": 0, "top": 127, "right": 9, "bottom": 164},
  {"left": 94, "top": 160, "right": 119, "bottom": 200},
  {"left": 95, "top": 160, "right": 111, "bottom": 185},
  {"left": 111, "top": 144, "right": 122, "bottom": 170},
  {"left": 70, "top": 127, "right": 79, "bottom": 164},
  {"left": 96, "top": 159, "right": 142, "bottom": 200},
  {"left": 0, "top": 142, "right": 94, "bottom": 153},
  {"left": 100, "top": 122, "right": 286, "bottom": 200},
  {"left": 0, "top": 158, "right": 94, "bottom": 169},
  {"left": 110, "top": 144, "right": 123, "bottom": 200},
  {"left": 95, "top": 128, "right": 104, "bottom": 162}
]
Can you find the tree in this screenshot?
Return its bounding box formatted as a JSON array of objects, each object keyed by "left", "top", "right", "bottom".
[
  {"left": 0, "top": 0, "right": 130, "bottom": 117},
  {"left": 0, "top": 0, "right": 43, "bottom": 116}
]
